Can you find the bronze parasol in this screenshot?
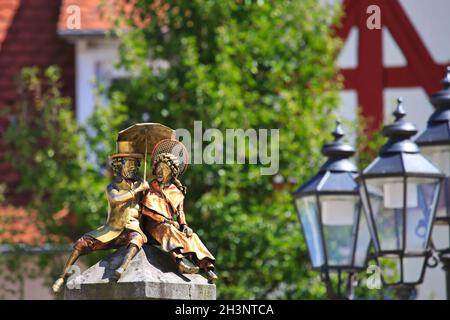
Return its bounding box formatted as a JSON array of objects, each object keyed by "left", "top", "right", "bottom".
[{"left": 117, "top": 123, "right": 176, "bottom": 179}]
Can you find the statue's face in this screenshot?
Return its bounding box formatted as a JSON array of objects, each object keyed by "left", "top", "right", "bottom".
[
  {"left": 111, "top": 158, "right": 122, "bottom": 176},
  {"left": 121, "top": 157, "right": 139, "bottom": 179},
  {"left": 155, "top": 162, "right": 173, "bottom": 184}
]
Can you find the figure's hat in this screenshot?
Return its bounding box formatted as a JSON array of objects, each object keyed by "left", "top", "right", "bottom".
[
  {"left": 109, "top": 141, "right": 144, "bottom": 159},
  {"left": 151, "top": 139, "right": 189, "bottom": 176}
]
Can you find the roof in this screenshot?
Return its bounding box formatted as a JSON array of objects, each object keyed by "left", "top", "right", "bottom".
[
  {"left": 0, "top": 205, "right": 76, "bottom": 246},
  {"left": 57, "top": 0, "right": 143, "bottom": 37},
  {"left": 0, "top": 206, "right": 55, "bottom": 245},
  {"left": 57, "top": 0, "right": 163, "bottom": 38},
  {"left": 0, "top": 0, "right": 20, "bottom": 46},
  {"left": 58, "top": 0, "right": 116, "bottom": 36}
]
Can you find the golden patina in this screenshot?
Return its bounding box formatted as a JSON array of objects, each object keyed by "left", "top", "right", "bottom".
[
  {"left": 87, "top": 176, "right": 147, "bottom": 243},
  {"left": 141, "top": 140, "right": 218, "bottom": 283},
  {"left": 52, "top": 140, "right": 149, "bottom": 294}
]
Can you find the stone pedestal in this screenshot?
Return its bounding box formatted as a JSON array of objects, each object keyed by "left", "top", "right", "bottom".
[{"left": 64, "top": 245, "right": 216, "bottom": 300}]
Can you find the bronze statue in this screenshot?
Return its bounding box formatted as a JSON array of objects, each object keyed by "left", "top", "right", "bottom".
[
  {"left": 141, "top": 139, "right": 218, "bottom": 283},
  {"left": 52, "top": 141, "right": 149, "bottom": 294},
  {"left": 52, "top": 123, "right": 217, "bottom": 294}
]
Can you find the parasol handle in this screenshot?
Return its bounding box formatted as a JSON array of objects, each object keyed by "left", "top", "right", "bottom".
[{"left": 144, "top": 131, "right": 148, "bottom": 181}]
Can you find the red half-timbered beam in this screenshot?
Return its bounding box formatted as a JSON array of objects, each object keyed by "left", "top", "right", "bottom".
[
  {"left": 383, "top": 0, "right": 443, "bottom": 94},
  {"left": 337, "top": 0, "right": 449, "bottom": 133},
  {"left": 356, "top": 0, "right": 384, "bottom": 132},
  {"left": 333, "top": 0, "right": 357, "bottom": 39}
]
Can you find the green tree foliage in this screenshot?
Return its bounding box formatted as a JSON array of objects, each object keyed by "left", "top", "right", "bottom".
[
  {"left": 111, "top": 0, "right": 343, "bottom": 298},
  {"left": 2, "top": 67, "right": 132, "bottom": 293},
  {"left": 3, "top": 67, "right": 129, "bottom": 239}
]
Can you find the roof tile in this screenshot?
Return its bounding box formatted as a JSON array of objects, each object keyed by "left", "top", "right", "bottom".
[
  {"left": 58, "top": 0, "right": 116, "bottom": 32},
  {"left": 0, "top": 206, "right": 64, "bottom": 245}
]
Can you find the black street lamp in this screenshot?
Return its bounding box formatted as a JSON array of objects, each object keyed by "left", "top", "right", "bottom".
[
  {"left": 293, "top": 121, "right": 372, "bottom": 299},
  {"left": 359, "top": 98, "right": 444, "bottom": 299},
  {"left": 416, "top": 67, "right": 450, "bottom": 299}
]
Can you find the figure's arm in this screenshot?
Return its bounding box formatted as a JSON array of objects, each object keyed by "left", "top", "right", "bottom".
[
  {"left": 178, "top": 201, "right": 187, "bottom": 225},
  {"left": 107, "top": 184, "right": 134, "bottom": 203},
  {"left": 107, "top": 181, "right": 150, "bottom": 203},
  {"left": 178, "top": 202, "right": 193, "bottom": 237}
]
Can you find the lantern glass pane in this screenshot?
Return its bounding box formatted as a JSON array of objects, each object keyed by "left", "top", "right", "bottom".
[
  {"left": 403, "top": 256, "right": 425, "bottom": 284},
  {"left": 434, "top": 177, "right": 449, "bottom": 219},
  {"left": 365, "top": 178, "right": 404, "bottom": 251},
  {"left": 421, "top": 145, "right": 450, "bottom": 176},
  {"left": 295, "top": 196, "right": 324, "bottom": 268},
  {"left": 319, "top": 195, "right": 358, "bottom": 267},
  {"left": 421, "top": 145, "right": 450, "bottom": 221},
  {"left": 354, "top": 210, "right": 371, "bottom": 268},
  {"left": 379, "top": 256, "right": 401, "bottom": 284},
  {"left": 360, "top": 184, "right": 378, "bottom": 247},
  {"left": 432, "top": 222, "right": 450, "bottom": 252},
  {"left": 405, "top": 177, "right": 440, "bottom": 252}
]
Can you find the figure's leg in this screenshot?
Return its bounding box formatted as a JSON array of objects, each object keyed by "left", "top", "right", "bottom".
[
  {"left": 205, "top": 270, "right": 218, "bottom": 284},
  {"left": 113, "top": 244, "right": 139, "bottom": 280},
  {"left": 113, "top": 231, "right": 144, "bottom": 281},
  {"left": 193, "top": 257, "right": 217, "bottom": 283},
  {"left": 170, "top": 250, "right": 199, "bottom": 274},
  {"left": 204, "top": 263, "right": 218, "bottom": 284},
  {"left": 52, "top": 249, "right": 82, "bottom": 294},
  {"left": 52, "top": 236, "right": 99, "bottom": 294},
  {"left": 176, "top": 232, "right": 217, "bottom": 282}
]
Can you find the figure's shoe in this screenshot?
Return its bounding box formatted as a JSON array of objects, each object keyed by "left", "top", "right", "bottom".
[
  {"left": 206, "top": 270, "right": 218, "bottom": 284},
  {"left": 177, "top": 260, "right": 199, "bottom": 274},
  {"left": 52, "top": 277, "right": 65, "bottom": 294},
  {"left": 113, "top": 267, "right": 125, "bottom": 281}
]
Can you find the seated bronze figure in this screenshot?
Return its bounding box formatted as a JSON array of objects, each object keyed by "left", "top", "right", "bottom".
[
  {"left": 141, "top": 139, "right": 217, "bottom": 283},
  {"left": 52, "top": 141, "right": 149, "bottom": 294}
]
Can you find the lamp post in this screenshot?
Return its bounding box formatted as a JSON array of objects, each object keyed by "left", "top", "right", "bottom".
[
  {"left": 359, "top": 98, "right": 444, "bottom": 299},
  {"left": 415, "top": 67, "right": 450, "bottom": 299},
  {"left": 293, "top": 121, "right": 372, "bottom": 299}
]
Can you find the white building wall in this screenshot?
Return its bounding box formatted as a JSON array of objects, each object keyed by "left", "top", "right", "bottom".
[{"left": 75, "top": 38, "right": 126, "bottom": 123}]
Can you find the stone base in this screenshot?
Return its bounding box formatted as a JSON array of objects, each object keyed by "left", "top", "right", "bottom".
[{"left": 64, "top": 245, "right": 216, "bottom": 300}]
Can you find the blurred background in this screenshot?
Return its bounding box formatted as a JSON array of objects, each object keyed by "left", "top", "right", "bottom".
[{"left": 0, "top": 0, "right": 449, "bottom": 299}]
